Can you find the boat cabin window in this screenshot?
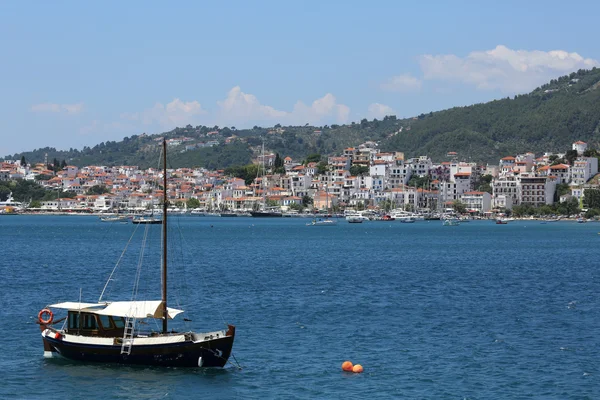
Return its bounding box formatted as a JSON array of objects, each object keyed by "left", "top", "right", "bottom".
[
  {"left": 68, "top": 313, "right": 79, "bottom": 330},
  {"left": 66, "top": 312, "right": 126, "bottom": 336},
  {"left": 67, "top": 311, "right": 99, "bottom": 331},
  {"left": 111, "top": 316, "right": 125, "bottom": 328},
  {"left": 98, "top": 315, "right": 112, "bottom": 329},
  {"left": 83, "top": 314, "right": 98, "bottom": 329}
]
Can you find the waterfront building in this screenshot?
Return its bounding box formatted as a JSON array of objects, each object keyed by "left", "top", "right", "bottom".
[
  {"left": 460, "top": 191, "right": 492, "bottom": 213},
  {"left": 519, "top": 175, "right": 556, "bottom": 206},
  {"left": 41, "top": 198, "right": 79, "bottom": 210},
  {"left": 492, "top": 174, "right": 520, "bottom": 206},
  {"left": 492, "top": 194, "right": 513, "bottom": 210}
]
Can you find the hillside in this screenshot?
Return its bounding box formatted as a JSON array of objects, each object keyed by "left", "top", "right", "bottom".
[
  {"left": 4, "top": 68, "right": 600, "bottom": 169},
  {"left": 382, "top": 67, "right": 600, "bottom": 161}
]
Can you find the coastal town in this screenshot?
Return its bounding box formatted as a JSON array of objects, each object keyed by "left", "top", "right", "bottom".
[{"left": 0, "top": 138, "right": 598, "bottom": 218}]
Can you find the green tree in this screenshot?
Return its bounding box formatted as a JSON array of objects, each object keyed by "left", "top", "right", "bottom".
[
  {"left": 565, "top": 149, "right": 578, "bottom": 165},
  {"left": 289, "top": 202, "right": 303, "bottom": 212},
  {"left": 29, "top": 200, "right": 42, "bottom": 208},
  {"left": 584, "top": 188, "right": 600, "bottom": 209},
  {"left": 274, "top": 153, "right": 284, "bottom": 169},
  {"left": 224, "top": 163, "right": 260, "bottom": 185},
  {"left": 186, "top": 198, "right": 201, "bottom": 209},
  {"left": 20, "top": 156, "right": 27, "bottom": 167},
  {"left": 407, "top": 175, "right": 431, "bottom": 188},
  {"left": 551, "top": 157, "right": 566, "bottom": 166},
  {"left": 0, "top": 185, "right": 10, "bottom": 201},
  {"left": 555, "top": 183, "right": 570, "bottom": 201},
  {"left": 557, "top": 197, "right": 579, "bottom": 216},
  {"left": 379, "top": 199, "right": 394, "bottom": 212},
  {"left": 538, "top": 205, "right": 554, "bottom": 215},
  {"left": 451, "top": 200, "right": 467, "bottom": 214},
  {"left": 86, "top": 185, "right": 109, "bottom": 195},
  {"left": 511, "top": 204, "right": 535, "bottom": 217},
  {"left": 349, "top": 165, "right": 369, "bottom": 176},
  {"left": 475, "top": 174, "right": 493, "bottom": 194},
  {"left": 305, "top": 154, "right": 322, "bottom": 164},
  {"left": 316, "top": 161, "right": 328, "bottom": 174},
  {"left": 585, "top": 208, "right": 600, "bottom": 219},
  {"left": 302, "top": 194, "right": 313, "bottom": 206},
  {"left": 9, "top": 179, "right": 48, "bottom": 201},
  {"left": 266, "top": 199, "right": 280, "bottom": 208}
]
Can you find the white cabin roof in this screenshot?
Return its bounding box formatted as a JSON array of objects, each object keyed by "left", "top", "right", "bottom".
[{"left": 49, "top": 300, "right": 183, "bottom": 319}]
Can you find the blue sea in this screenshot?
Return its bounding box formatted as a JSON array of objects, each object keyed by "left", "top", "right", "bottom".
[{"left": 1, "top": 215, "right": 599, "bottom": 399}]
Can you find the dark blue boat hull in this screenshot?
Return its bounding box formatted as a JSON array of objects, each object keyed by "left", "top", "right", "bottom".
[{"left": 44, "top": 333, "right": 234, "bottom": 368}]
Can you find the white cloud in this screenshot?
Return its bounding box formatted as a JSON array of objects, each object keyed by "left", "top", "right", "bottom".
[
  {"left": 215, "top": 87, "right": 350, "bottom": 126},
  {"left": 418, "top": 45, "right": 600, "bottom": 92},
  {"left": 217, "top": 86, "right": 287, "bottom": 122},
  {"left": 367, "top": 103, "right": 395, "bottom": 119},
  {"left": 31, "top": 102, "right": 84, "bottom": 114},
  {"left": 289, "top": 93, "right": 350, "bottom": 125},
  {"left": 380, "top": 73, "right": 422, "bottom": 92},
  {"left": 118, "top": 88, "right": 350, "bottom": 133},
  {"left": 122, "top": 98, "right": 207, "bottom": 128}
]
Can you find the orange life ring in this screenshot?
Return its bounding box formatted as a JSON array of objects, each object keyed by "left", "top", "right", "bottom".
[{"left": 38, "top": 308, "right": 53, "bottom": 324}]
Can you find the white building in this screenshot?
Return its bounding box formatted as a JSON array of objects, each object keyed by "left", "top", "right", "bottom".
[
  {"left": 548, "top": 164, "right": 570, "bottom": 184},
  {"left": 572, "top": 140, "right": 588, "bottom": 155},
  {"left": 519, "top": 176, "right": 556, "bottom": 206},
  {"left": 388, "top": 161, "right": 412, "bottom": 188},
  {"left": 460, "top": 191, "right": 492, "bottom": 213},
  {"left": 570, "top": 157, "right": 598, "bottom": 185},
  {"left": 492, "top": 175, "right": 520, "bottom": 206},
  {"left": 407, "top": 156, "right": 432, "bottom": 177},
  {"left": 493, "top": 194, "right": 514, "bottom": 210}
]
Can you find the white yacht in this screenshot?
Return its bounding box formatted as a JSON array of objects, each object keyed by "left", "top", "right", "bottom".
[
  {"left": 390, "top": 209, "right": 424, "bottom": 222},
  {"left": 0, "top": 193, "right": 25, "bottom": 212},
  {"left": 344, "top": 210, "right": 370, "bottom": 223}
]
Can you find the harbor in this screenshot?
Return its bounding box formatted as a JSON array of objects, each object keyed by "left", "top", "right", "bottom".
[{"left": 2, "top": 215, "right": 598, "bottom": 398}]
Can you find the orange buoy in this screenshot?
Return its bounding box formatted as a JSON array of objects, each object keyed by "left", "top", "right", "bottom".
[
  {"left": 342, "top": 361, "right": 353, "bottom": 372},
  {"left": 352, "top": 364, "right": 364, "bottom": 373}
]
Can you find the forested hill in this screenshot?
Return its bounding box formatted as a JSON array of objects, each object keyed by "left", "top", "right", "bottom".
[
  {"left": 4, "top": 68, "right": 600, "bottom": 169},
  {"left": 382, "top": 67, "right": 600, "bottom": 162}
]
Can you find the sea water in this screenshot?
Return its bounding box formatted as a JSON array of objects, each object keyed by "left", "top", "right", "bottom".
[{"left": 0, "top": 216, "right": 598, "bottom": 399}]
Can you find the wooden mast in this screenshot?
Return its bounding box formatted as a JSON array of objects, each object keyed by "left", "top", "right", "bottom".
[{"left": 162, "top": 139, "right": 168, "bottom": 334}]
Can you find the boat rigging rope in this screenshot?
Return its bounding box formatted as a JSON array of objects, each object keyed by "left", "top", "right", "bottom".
[
  {"left": 131, "top": 222, "right": 150, "bottom": 301},
  {"left": 98, "top": 222, "right": 142, "bottom": 302},
  {"left": 229, "top": 352, "right": 243, "bottom": 370},
  {"left": 178, "top": 227, "right": 229, "bottom": 327},
  {"left": 169, "top": 216, "right": 191, "bottom": 330}
]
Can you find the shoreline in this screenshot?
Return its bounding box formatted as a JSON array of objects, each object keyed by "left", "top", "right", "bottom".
[{"left": 2, "top": 211, "right": 592, "bottom": 222}]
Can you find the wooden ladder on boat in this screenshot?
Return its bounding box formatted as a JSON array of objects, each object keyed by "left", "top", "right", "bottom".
[{"left": 120, "top": 317, "right": 136, "bottom": 355}]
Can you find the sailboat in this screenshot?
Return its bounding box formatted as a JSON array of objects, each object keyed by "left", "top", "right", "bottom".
[
  {"left": 37, "top": 139, "right": 235, "bottom": 368},
  {"left": 250, "top": 140, "right": 282, "bottom": 218}
]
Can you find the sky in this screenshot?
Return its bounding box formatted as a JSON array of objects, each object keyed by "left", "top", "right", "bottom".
[{"left": 1, "top": 0, "right": 599, "bottom": 157}]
